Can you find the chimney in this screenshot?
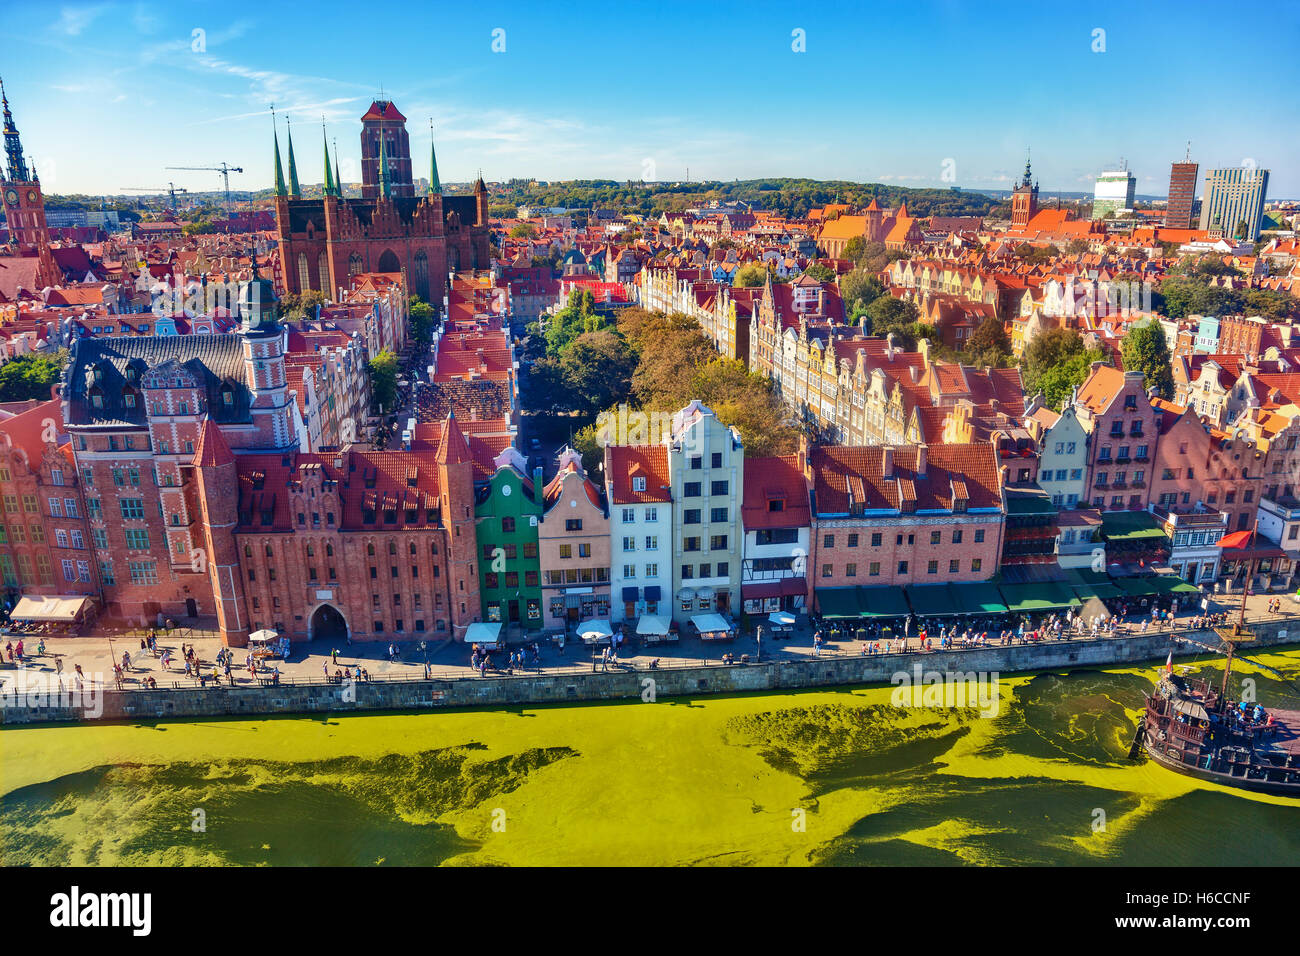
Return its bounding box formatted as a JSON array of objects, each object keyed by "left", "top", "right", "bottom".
[
  {"left": 916, "top": 444, "right": 927, "bottom": 479},
  {"left": 882, "top": 447, "right": 894, "bottom": 478},
  {"left": 534, "top": 465, "right": 544, "bottom": 506},
  {"left": 885, "top": 332, "right": 897, "bottom": 359}
]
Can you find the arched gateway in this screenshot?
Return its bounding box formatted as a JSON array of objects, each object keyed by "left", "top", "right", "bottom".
[{"left": 310, "top": 603, "right": 349, "bottom": 643}]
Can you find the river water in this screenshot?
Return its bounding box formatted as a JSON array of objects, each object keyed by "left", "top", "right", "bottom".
[{"left": 2, "top": 649, "right": 1298, "bottom": 866}]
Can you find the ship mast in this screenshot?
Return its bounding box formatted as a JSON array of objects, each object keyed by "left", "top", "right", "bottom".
[{"left": 1219, "top": 514, "right": 1259, "bottom": 700}]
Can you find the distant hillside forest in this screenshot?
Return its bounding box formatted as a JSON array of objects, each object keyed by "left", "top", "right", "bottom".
[{"left": 492, "top": 178, "right": 1004, "bottom": 221}]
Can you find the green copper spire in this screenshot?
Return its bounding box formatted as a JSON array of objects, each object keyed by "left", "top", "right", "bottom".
[
  {"left": 322, "top": 120, "right": 336, "bottom": 197},
  {"left": 286, "top": 117, "right": 301, "bottom": 198},
  {"left": 378, "top": 130, "right": 391, "bottom": 200},
  {"left": 272, "top": 110, "right": 287, "bottom": 198},
  {"left": 428, "top": 120, "right": 441, "bottom": 195}
]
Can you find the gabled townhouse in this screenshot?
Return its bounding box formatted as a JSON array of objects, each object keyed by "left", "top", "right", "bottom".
[
  {"left": 538, "top": 447, "right": 610, "bottom": 631},
  {"left": 667, "top": 401, "right": 744, "bottom": 623},
  {"left": 740, "top": 453, "right": 810, "bottom": 617},
  {"left": 475, "top": 445, "right": 544, "bottom": 632},
  {"left": 605, "top": 443, "right": 672, "bottom": 625},
  {"left": 1025, "top": 398, "right": 1089, "bottom": 509},
  {"left": 1073, "top": 365, "right": 1160, "bottom": 512}
]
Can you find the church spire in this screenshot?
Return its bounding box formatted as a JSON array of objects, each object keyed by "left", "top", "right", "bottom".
[
  {"left": 271, "top": 108, "right": 287, "bottom": 198},
  {"left": 321, "top": 118, "right": 336, "bottom": 197},
  {"left": 378, "top": 129, "right": 391, "bottom": 200},
  {"left": 428, "top": 120, "right": 441, "bottom": 195},
  {"left": 1021, "top": 149, "right": 1033, "bottom": 188},
  {"left": 333, "top": 138, "right": 342, "bottom": 199},
  {"left": 1, "top": 78, "right": 31, "bottom": 183},
  {"left": 286, "top": 117, "right": 301, "bottom": 198}
]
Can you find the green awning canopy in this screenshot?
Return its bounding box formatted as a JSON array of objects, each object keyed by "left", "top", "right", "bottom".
[
  {"left": 949, "top": 581, "right": 1009, "bottom": 614},
  {"left": 1116, "top": 576, "right": 1201, "bottom": 597},
  {"left": 905, "top": 583, "right": 962, "bottom": 616},
  {"left": 998, "top": 580, "right": 1081, "bottom": 613},
  {"left": 855, "top": 586, "right": 910, "bottom": 618},
  {"left": 817, "top": 587, "right": 861, "bottom": 619},
  {"left": 1066, "top": 567, "right": 1123, "bottom": 600},
  {"left": 1100, "top": 511, "right": 1167, "bottom": 544}
]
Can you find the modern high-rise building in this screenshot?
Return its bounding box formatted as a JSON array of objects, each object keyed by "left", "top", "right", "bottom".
[
  {"left": 1199, "top": 166, "right": 1269, "bottom": 241},
  {"left": 1092, "top": 167, "right": 1137, "bottom": 220},
  {"left": 1165, "top": 161, "right": 1198, "bottom": 229}
]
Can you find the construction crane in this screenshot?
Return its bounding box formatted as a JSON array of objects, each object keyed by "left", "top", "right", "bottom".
[
  {"left": 121, "top": 183, "right": 187, "bottom": 213},
  {"left": 165, "top": 162, "right": 243, "bottom": 215}
]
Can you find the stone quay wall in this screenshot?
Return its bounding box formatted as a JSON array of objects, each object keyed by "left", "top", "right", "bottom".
[{"left": 2, "top": 622, "right": 1295, "bottom": 726}]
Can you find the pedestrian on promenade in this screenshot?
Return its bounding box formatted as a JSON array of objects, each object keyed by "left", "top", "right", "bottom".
[
  {"left": 14, "top": 639, "right": 23, "bottom": 661},
  {"left": 331, "top": 648, "right": 339, "bottom": 665},
  {"left": 322, "top": 661, "right": 330, "bottom": 680},
  {"left": 55, "top": 656, "right": 63, "bottom": 677},
  {"left": 813, "top": 633, "right": 822, "bottom": 656},
  {"left": 601, "top": 647, "right": 610, "bottom": 672}
]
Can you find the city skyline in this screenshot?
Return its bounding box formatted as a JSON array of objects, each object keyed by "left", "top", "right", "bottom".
[{"left": 5, "top": 0, "right": 1298, "bottom": 199}]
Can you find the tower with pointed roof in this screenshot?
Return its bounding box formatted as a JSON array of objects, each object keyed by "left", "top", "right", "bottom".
[
  {"left": 360, "top": 99, "right": 413, "bottom": 199},
  {"left": 1, "top": 79, "right": 57, "bottom": 284},
  {"left": 1012, "top": 151, "right": 1039, "bottom": 227},
  {"left": 274, "top": 97, "right": 491, "bottom": 302},
  {"left": 193, "top": 419, "right": 251, "bottom": 646},
  {"left": 239, "top": 256, "right": 296, "bottom": 450},
  {"left": 286, "top": 118, "right": 301, "bottom": 199}
]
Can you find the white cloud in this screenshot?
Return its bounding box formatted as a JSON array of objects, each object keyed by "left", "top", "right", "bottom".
[{"left": 57, "top": 3, "right": 112, "bottom": 35}]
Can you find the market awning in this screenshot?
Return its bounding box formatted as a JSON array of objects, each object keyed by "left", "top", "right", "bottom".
[
  {"left": 248, "top": 629, "right": 279, "bottom": 644},
  {"left": 578, "top": 619, "right": 613, "bottom": 642},
  {"left": 816, "top": 587, "right": 861, "bottom": 619},
  {"left": 621, "top": 586, "right": 639, "bottom": 602},
  {"left": 10, "top": 595, "right": 92, "bottom": 623},
  {"left": 949, "top": 582, "right": 1008, "bottom": 615},
  {"left": 1117, "top": 576, "right": 1202, "bottom": 597},
  {"left": 856, "top": 586, "right": 910, "bottom": 618},
  {"left": 636, "top": 615, "right": 671, "bottom": 636},
  {"left": 742, "top": 578, "right": 807, "bottom": 599},
  {"left": 465, "top": 622, "right": 502, "bottom": 645},
  {"left": 905, "top": 583, "right": 962, "bottom": 616},
  {"left": 1066, "top": 568, "right": 1123, "bottom": 601},
  {"left": 1100, "top": 511, "right": 1168, "bottom": 547},
  {"left": 690, "top": 613, "right": 732, "bottom": 634},
  {"left": 998, "top": 581, "right": 1080, "bottom": 613},
  {"left": 768, "top": 611, "right": 797, "bottom": 628},
  {"left": 644, "top": 586, "right": 661, "bottom": 602}
]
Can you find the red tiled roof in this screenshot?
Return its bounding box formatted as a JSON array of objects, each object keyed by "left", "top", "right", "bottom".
[
  {"left": 741, "top": 455, "right": 810, "bottom": 529},
  {"left": 606, "top": 445, "right": 671, "bottom": 504},
  {"left": 810, "top": 443, "right": 1000, "bottom": 514}
]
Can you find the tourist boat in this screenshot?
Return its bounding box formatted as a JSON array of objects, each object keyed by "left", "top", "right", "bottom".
[{"left": 1133, "top": 622, "right": 1300, "bottom": 796}]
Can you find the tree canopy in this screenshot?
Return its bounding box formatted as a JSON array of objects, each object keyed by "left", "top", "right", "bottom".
[
  {"left": 1120, "top": 320, "right": 1174, "bottom": 399},
  {"left": 366, "top": 350, "right": 399, "bottom": 414},
  {"left": 0, "top": 351, "right": 68, "bottom": 403}
]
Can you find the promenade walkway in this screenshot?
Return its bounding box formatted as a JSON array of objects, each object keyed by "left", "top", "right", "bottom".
[{"left": 2, "top": 591, "right": 1295, "bottom": 693}]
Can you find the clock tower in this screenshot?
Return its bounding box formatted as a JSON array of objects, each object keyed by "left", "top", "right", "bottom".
[{"left": 1, "top": 79, "right": 58, "bottom": 290}]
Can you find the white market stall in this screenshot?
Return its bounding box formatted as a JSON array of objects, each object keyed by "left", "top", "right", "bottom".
[
  {"left": 248, "top": 628, "right": 289, "bottom": 660},
  {"left": 636, "top": 615, "right": 677, "bottom": 644},
  {"left": 577, "top": 619, "right": 613, "bottom": 645},
  {"left": 690, "top": 612, "right": 735, "bottom": 641},
  {"left": 465, "top": 622, "right": 503, "bottom": 648},
  {"left": 767, "top": 611, "right": 797, "bottom": 632}
]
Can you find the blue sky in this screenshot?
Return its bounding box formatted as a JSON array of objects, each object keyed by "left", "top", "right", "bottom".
[{"left": 6, "top": 0, "right": 1298, "bottom": 199}]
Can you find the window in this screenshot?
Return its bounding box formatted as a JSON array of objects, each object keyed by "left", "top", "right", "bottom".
[
  {"left": 710, "top": 507, "right": 728, "bottom": 523},
  {"left": 971, "top": 559, "right": 982, "bottom": 572},
  {"left": 711, "top": 480, "right": 729, "bottom": 496},
  {"left": 623, "top": 564, "right": 636, "bottom": 578},
  {"left": 48, "top": 497, "right": 63, "bottom": 517},
  {"left": 952, "top": 529, "right": 963, "bottom": 544},
  {"left": 930, "top": 531, "right": 941, "bottom": 545},
  {"left": 128, "top": 560, "right": 158, "bottom": 585},
  {"left": 621, "top": 508, "right": 635, "bottom": 523},
  {"left": 683, "top": 537, "right": 701, "bottom": 552},
  {"left": 124, "top": 529, "right": 150, "bottom": 550},
  {"left": 632, "top": 476, "right": 646, "bottom": 492},
  {"left": 65, "top": 499, "right": 78, "bottom": 518},
  {"left": 565, "top": 518, "right": 582, "bottom": 531},
  {"left": 927, "top": 560, "right": 938, "bottom": 574},
  {"left": 644, "top": 508, "right": 657, "bottom": 522},
  {"left": 684, "top": 482, "right": 701, "bottom": 497},
  {"left": 121, "top": 498, "right": 144, "bottom": 519},
  {"left": 974, "top": 529, "right": 985, "bottom": 543},
  {"left": 897, "top": 561, "right": 908, "bottom": 575},
  {"left": 502, "top": 517, "right": 515, "bottom": 533},
  {"left": 869, "top": 562, "right": 880, "bottom": 576},
  {"left": 681, "top": 565, "right": 694, "bottom": 580},
  {"left": 98, "top": 560, "right": 114, "bottom": 586},
  {"left": 55, "top": 529, "right": 68, "bottom": 548},
  {"left": 711, "top": 452, "right": 722, "bottom": 468},
  {"left": 645, "top": 563, "right": 658, "bottom": 577},
  {"left": 823, "top": 534, "right": 834, "bottom": 548},
  {"left": 644, "top": 535, "right": 658, "bottom": 550},
  {"left": 821, "top": 563, "right": 833, "bottom": 578},
  {"left": 690, "top": 456, "right": 702, "bottom": 470},
  {"left": 709, "top": 535, "right": 728, "bottom": 550},
  {"left": 684, "top": 509, "right": 701, "bottom": 524},
  {"left": 845, "top": 563, "right": 857, "bottom": 578},
  {"left": 949, "top": 559, "right": 959, "bottom": 573},
  {"left": 559, "top": 544, "right": 572, "bottom": 559},
  {"left": 622, "top": 536, "right": 636, "bottom": 551},
  {"left": 871, "top": 533, "right": 882, "bottom": 547}
]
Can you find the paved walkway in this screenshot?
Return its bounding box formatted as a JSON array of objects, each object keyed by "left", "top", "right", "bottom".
[{"left": 1, "top": 591, "right": 1294, "bottom": 692}]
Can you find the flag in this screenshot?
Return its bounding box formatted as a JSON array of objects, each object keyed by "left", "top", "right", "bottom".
[{"left": 1164, "top": 649, "right": 1173, "bottom": 674}]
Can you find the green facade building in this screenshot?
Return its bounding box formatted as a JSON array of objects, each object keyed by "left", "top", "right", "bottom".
[{"left": 475, "top": 448, "right": 544, "bottom": 631}]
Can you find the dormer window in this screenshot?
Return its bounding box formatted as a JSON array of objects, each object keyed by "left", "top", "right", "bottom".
[
  {"left": 122, "top": 389, "right": 136, "bottom": 408},
  {"left": 632, "top": 476, "right": 646, "bottom": 492},
  {"left": 221, "top": 384, "right": 234, "bottom": 407}
]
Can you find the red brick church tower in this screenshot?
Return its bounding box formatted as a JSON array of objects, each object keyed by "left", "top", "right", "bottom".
[
  {"left": 1, "top": 80, "right": 59, "bottom": 287},
  {"left": 274, "top": 102, "right": 492, "bottom": 303},
  {"left": 1011, "top": 152, "right": 1039, "bottom": 227}
]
